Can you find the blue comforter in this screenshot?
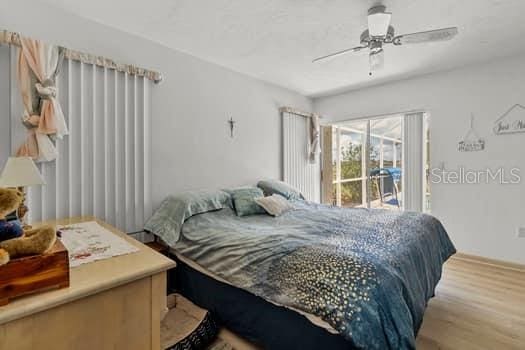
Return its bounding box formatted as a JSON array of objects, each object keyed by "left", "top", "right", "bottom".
[{"left": 172, "top": 201, "right": 455, "bottom": 349}]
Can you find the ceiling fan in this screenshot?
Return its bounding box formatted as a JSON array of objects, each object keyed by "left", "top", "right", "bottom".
[{"left": 313, "top": 5, "right": 458, "bottom": 74}]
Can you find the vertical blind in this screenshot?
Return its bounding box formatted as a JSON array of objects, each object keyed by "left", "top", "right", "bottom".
[
  {"left": 403, "top": 112, "right": 425, "bottom": 212},
  {"left": 9, "top": 49, "right": 152, "bottom": 233},
  {"left": 282, "top": 111, "right": 320, "bottom": 202}
]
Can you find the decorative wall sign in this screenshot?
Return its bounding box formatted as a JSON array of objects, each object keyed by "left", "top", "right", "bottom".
[
  {"left": 493, "top": 104, "right": 525, "bottom": 135},
  {"left": 458, "top": 114, "right": 485, "bottom": 152}
]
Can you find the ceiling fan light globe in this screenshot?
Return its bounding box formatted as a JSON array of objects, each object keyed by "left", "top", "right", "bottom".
[{"left": 367, "top": 9, "right": 392, "bottom": 37}]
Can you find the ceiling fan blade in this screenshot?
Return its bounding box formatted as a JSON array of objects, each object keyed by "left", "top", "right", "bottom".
[
  {"left": 312, "top": 46, "right": 367, "bottom": 63},
  {"left": 394, "top": 27, "right": 458, "bottom": 45}
]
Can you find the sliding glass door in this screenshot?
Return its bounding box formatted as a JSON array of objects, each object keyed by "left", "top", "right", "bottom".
[
  {"left": 322, "top": 113, "right": 428, "bottom": 211},
  {"left": 369, "top": 116, "right": 403, "bottom": 209}
]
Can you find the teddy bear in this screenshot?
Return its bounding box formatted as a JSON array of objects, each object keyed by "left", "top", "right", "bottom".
[{"left": 0, "top": 187, "right": 57, "bottom": 266}]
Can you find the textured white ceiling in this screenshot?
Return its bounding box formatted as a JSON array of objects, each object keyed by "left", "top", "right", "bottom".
[{"left": 43, "top": 0, "right": 525, "bottom": 97}]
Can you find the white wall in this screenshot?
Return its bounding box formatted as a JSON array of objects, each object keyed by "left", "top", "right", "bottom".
[
  {"left": 0, "top": 1, "right": 312, "bottom": 208},
  {"left": 314, "top": 55, "right": 525, "bottom": 264}
]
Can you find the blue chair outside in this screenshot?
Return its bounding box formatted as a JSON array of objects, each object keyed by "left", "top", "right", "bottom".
[{"left": 370, "top": 167, "right": 401, "bottom": 208}]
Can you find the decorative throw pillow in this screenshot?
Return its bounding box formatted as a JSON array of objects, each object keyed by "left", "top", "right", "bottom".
[
  {"left": 230, "top": 187, "right": 266, "bottom": 217},
  {"left": 255, "top": 194, "right": 294, "bottom": 217},
  {"left": 257, "top": 180, "right": 304, "bottom": 200}
]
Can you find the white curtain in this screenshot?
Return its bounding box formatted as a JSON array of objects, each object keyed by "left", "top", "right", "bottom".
[{"left": 403, "top": 112, "right": 425, "bottom": 212}]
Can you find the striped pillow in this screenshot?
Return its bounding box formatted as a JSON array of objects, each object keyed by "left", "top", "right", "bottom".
[{"left": 255, "top": 194, "right": 294, "bottom": 217}]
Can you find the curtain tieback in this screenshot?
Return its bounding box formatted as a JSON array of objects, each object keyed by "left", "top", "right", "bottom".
[
  {"left": 35, "top": 79, "right": 57, "bottom": 99},
  {"left": 22, "top": 113, "right": 41, "bottom": 129}
]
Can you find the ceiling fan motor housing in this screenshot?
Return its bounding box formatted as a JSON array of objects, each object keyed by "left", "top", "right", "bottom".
[
  {"left": 360, "top": 26, "right": 395, "bottom": 46},
  {"left": 369, "top": 40, "right": 383, "bottom": 54},
  {"left": 368, "top": 5, "right": 387, "bottom": 16}
]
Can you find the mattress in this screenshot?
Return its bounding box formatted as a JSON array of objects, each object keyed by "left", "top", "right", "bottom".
[
  {"left": 172, "top": 249, "right": 338, "bottom": 334},
  {"left": 171, "top": 251, "right": 352, "bottom": 350}
]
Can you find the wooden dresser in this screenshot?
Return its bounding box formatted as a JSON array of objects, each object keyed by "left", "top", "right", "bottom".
[{"left": 0, "top": 217, "right": 176, "bottom": 350}]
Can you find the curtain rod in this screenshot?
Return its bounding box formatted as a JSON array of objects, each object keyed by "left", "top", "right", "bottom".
[
  {"left": 0, "top": 30, "right": 162, "bottom": 84},
  {"left": 279, "top": 106, "right": 322, "bottom": 119}
]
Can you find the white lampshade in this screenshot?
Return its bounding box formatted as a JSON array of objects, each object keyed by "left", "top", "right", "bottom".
[{"left": 0, "top": 157, "right": 46, "bottom": 187}]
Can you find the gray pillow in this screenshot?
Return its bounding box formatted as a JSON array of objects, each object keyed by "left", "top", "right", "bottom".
[
  {"left": 257, "top": 180, "right": 304, "bottom": 200},
  {"left": 144, "top": 190, "right": 231, "bottom": 245},
  {"left": 230, "top": 187, "right": 266, "bottom": 217}
]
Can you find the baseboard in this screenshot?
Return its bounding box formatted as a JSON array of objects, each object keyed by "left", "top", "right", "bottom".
[{"left": 452, "top": 252, "right": 525, "bottom": 272}]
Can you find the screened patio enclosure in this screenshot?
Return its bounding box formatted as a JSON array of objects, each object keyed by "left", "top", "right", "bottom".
[{"left": 321, "top": 113, "right": 430, "bottom": 212}]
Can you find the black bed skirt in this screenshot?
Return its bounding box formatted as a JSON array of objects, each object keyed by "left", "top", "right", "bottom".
[{"left": 170, "top": 256, "right": 354, "bottom": 350}]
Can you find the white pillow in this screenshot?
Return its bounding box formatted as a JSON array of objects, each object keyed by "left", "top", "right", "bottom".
[{"left": 255, "top": 194, "right": 294, "bottom": 217}]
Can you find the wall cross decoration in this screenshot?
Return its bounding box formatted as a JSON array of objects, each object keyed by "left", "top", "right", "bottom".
[{"left": 228, "top": 117, "right": 236, "bottom": 138}]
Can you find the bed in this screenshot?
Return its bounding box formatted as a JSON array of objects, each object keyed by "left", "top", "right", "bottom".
[{"left": 146, "top": 189, "right": 455, "bottom": 350}]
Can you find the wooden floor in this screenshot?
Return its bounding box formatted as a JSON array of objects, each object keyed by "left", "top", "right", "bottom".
[
  {"left": 165, "top": 256, "right": 525, "bottom": 350},
  {"left": 416, "top": 256, "right": 525, "bottom": 350}
]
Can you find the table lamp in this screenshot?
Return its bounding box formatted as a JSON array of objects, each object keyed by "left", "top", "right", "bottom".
[{"left": 0, "top": 157, "right": 46, "bottom": 225}]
